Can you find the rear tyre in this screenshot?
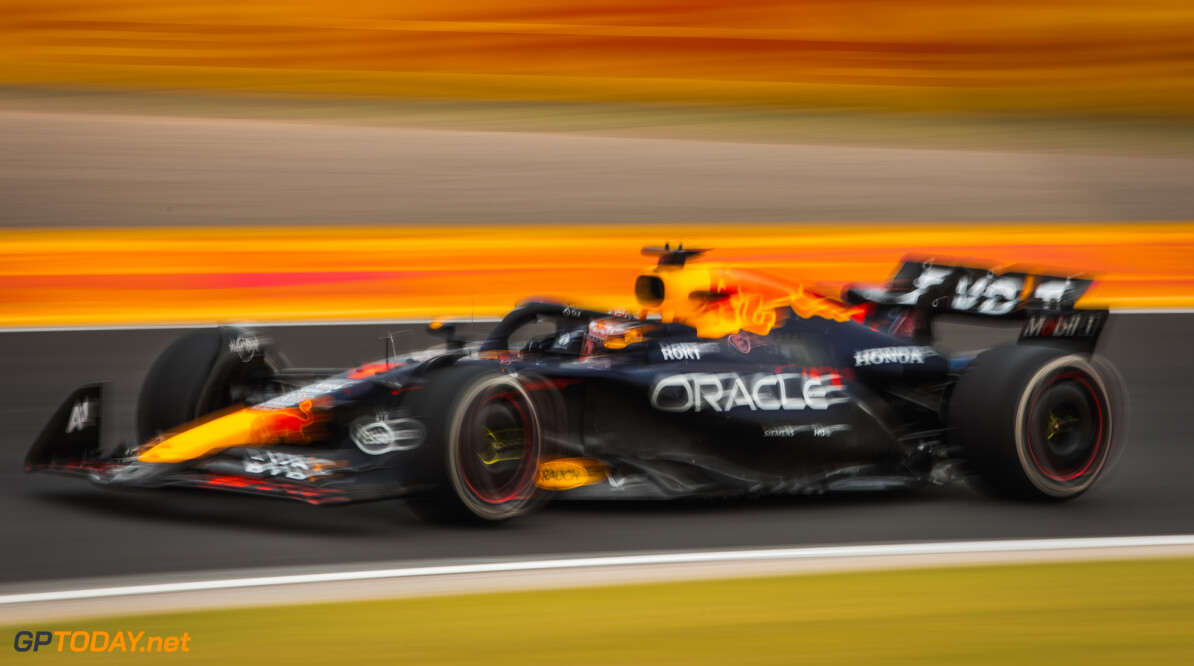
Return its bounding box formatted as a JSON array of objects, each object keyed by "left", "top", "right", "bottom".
[
  {"left": 407, "top": 364, "right": 545, "bottom": 523},
  {"left": 949, "top": 344, "right": 1121, "bottom": 501},
  {"left": 136, "top": 327, "right": 285, "bottom": 443}
]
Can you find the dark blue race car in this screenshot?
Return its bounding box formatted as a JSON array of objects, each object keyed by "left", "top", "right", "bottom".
[{"left": 27, "top": 246, "right": 1125, "bottom": 523}]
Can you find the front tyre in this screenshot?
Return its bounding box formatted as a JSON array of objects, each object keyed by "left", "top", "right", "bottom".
[
  {"left": 950, "top": 344, "right": 1122, "bottom": 501},
  {"left": 136, "top": 326, "right": 286, "bottom": 443},
  {"left": 410, "top": 364, "right": 544, "bottom": 523}
]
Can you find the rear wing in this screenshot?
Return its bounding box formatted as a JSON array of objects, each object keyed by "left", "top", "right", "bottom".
[{"left": 844, "top": 260, "right": 1108, "bottom": 349}]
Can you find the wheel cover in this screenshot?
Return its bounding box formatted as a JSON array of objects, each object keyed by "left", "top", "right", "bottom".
[
  {"left": 449, "top": 376, "right": 540, "bottom": 516},
  {"left": 1027, "top": 372, "right": 1104, "bottom": 481},
  {"left": 1018, "top": 362, "right": 1112, "bottom": 495}
]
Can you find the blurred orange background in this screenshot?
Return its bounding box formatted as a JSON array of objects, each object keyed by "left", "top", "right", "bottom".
[
  {"left": 4, "top": 0, "right": 1194, "bottom": 115},
  {"left": 2, "top": 224, "right": 1190, "bottom": 327},
  {"left": 4, "top": 3, "right": 1192, "bottom": 327}
]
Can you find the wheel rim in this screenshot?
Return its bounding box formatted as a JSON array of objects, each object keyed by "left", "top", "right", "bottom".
[
  {"left": 454, "top": 381, "right": 539, "bottom": 507},
  {"left": 1025, "top": 370, "right": 1106, "bottom": 483}
]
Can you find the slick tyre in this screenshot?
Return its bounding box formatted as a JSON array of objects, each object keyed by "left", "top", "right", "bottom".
[
  {"left": 949, "top": 344, "right": 1122, "bottom": 501},
  {"left": 408, "top": 364, "right": 544, "bottom": 524},
  {"left": 136, "top": 327, "right": 285, "bottom": 442}
]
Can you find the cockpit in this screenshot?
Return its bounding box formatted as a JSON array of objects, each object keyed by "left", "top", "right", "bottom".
[
  {"left": 634, "top": 244, "right": 856, "bottom": 338},
  {"left": 477, "top": 245, "right": 861, "bottom": 358}
]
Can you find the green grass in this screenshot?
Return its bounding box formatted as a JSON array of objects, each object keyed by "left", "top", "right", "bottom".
[{"left": 7, "top": 557, "right": 1194, "bottom": 664}]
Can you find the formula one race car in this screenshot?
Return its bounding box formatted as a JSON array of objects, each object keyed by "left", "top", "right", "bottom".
[{"left": 27, "top": 246, "right": 1125, "bottom": 522}]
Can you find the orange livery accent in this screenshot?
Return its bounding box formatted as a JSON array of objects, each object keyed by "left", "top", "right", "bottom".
[
  {"left": 347, "top": 361, "right": 403, "bottom": 380},
  {"left": 635, "top": 250, "right": 863, "bottom": 338},
  {"left": 138, "top": 402, "right": 328, "bottom": 464}
]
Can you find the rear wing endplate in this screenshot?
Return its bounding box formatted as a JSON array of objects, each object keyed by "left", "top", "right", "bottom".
[{"left": 1017, "top": 308, "right": 1108, "bottom": 352}]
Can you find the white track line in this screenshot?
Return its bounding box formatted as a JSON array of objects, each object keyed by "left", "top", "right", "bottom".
[{"left": 3, "top": 536, "right": 1194, "bottom": 607}]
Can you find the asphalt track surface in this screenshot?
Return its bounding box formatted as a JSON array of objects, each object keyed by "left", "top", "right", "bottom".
[{"left": 2, "top": 314, "right": 1191, "bottom": 586}]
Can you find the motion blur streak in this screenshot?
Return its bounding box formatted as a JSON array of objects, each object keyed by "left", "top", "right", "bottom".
[
  {"left": 0, "top": 223, "right": 1190, "bottom": 327},
  {"left": 2, "top": 1, "right": 1193, "bottom": 115}
]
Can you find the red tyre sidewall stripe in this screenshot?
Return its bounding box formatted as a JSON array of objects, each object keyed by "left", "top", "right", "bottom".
[
  {"left": 461, "top": 389, "right": 539, "bottom": 505},
  {"left": 1025, "top": 370, "right": 1105, "bottom": 482}
]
